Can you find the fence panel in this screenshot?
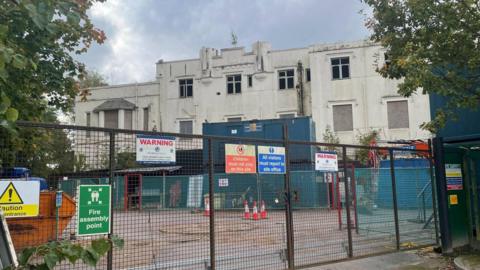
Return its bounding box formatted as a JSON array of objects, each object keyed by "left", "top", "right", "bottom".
[
  {"left": 289, "top": 143, "right": 349, "bottom": 267},
  {"left": 210, "top": 138, "right": 288, "bottom": 270},
  {"left": 0, "top": 122, "right": 439, "bottom": 270}
]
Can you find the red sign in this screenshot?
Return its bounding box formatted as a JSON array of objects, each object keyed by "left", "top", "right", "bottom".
[{"left": 225, "top": 144, "right": 256, "bottom": 174}]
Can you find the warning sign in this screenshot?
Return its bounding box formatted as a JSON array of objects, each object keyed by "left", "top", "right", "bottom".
[
  {"left": 446, "top": 164, "right": 463, "bottom": 190},
  {"left": 0, "top": 183, "right": 24, "bottom": 204},
  {"left": 0, "top": 181, "right": 39, "bottom": 218},
  {"left": 225, "top": 144, "right": 256, "bottom": 174}
]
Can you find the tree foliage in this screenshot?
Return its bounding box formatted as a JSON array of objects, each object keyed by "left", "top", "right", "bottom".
[
  {"left": 5, "top": 236, "right": 123, "bottom": 270},
  {"left": 0, "top": 0, "right": 106, "bottom": 127},
  {"left": 78, "top": 70, "right": 108, "bottom": 89},
  {"left": 356, "top": 130, "right": 379, "bottom": 164},
  {"left": 363, "top": 0, "right": 480, "bottom": 132},
  {"left": 0, "top": 110, "right": 88, "bottom": 178}
]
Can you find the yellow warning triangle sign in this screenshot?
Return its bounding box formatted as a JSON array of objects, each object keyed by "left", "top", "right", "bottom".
[{"left": 0, "top": 182, "right": 24, "bottom": 204}]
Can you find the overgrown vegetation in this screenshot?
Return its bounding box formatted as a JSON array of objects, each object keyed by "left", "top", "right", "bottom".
[
  {"left": 355, "top": 130, "right": 379, "bottom": 164},
  {"left": 5, "top": 236, "right": 123, "bottom": 270}
]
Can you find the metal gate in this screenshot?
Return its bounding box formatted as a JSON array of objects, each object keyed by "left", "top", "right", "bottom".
[{"left": 0, "top": 121, "right": 439, "bottom": 269}]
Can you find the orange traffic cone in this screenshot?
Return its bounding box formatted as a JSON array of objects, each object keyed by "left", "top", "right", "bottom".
[
  {"left": 204, "top": 197, "right": 210, "bottom": 217},
  {"left": 252, "top": 201, "right": 259, "bottom": 220},
  {"left": 260, "top": 200, "right": 267, "bottom": 219},
  {"left": 244, "top": 200, "right": 250, "bottom": 220}
]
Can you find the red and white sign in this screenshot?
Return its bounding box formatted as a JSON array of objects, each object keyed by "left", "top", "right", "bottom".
[
  {"left": 225, "top": 144, "right": 256, "bottom": 174},
  {"left": 136, "top": 135, "right": 176, "bottom": 163},
  {"left": 315, "top": 152, "right": 338, "bottom": 172}
]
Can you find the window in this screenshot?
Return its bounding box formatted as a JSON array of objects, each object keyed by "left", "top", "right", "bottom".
[
  {"left": 306, "top": 68, "right": 311, "bottom": 82},
  {"left": 143, "top": 108, "right": 149, "bottom": 131},
  {"left": 179, "top": 120, "right": 193, "bottom": 134},
  {"left": 331, "top": 57, "right": 350, "bottom": 80},
  {"left": 227, "top": 74, "right": 242, "bottom": 94},
  {"left": 227, "top": 117, "right": 242, "bottom": 122},
  {"left": 332, "top": 104, "right": 353, "bottom": 131},
  {"left": 86, "top": 112, "right": 91, "bottom": 137},
  {"left": 248, "top": 75, "right": 253, "bottom": 87},
  {"left": 279, "top": 69, "right": 294, "bottom": 90},
  {"left": 387, "top": 100, "right": 409, "bottom": 129},
  {"left": 124, "top": 110, "right": 132, "bottom": 130},
  {"left": 279, "top": 113, "right": 295, "bottom": 119},
  {"left": 179, "top": 79, "right": 193, "bottom": 98},
  {"left": 104, "top": 110, "right": 118, "bottom": 129}
]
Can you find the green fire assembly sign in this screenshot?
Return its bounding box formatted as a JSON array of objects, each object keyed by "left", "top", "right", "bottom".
[{"left": 77, "top": 185, "right": 111, "bottom": 236}]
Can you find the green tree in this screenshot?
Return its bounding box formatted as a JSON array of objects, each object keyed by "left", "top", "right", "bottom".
[
  {"left": 363, "top": 0, "right": 480, "bottom": 132},
  {"left": 355, "top": 130, "right": 379, "bottom": 164},
  {"left": 322, "top": 125, "right": 340, "bottom": 151},
  {"left": 6, "top": 236, "right": 123, "bottom": 270},
  {"left": 0, "top": 0, "right": 106, "bottom": 127},
  {"left": 78, "top": 70, "right": 108, "bottom": 89}
]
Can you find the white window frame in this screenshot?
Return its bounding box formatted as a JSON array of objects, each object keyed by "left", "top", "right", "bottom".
[
  {"left": 179, "top": 78, "right": 193, "bottom": 98},
  {"left": 278, "top": 69, "right": 295, "bottom": 90},
  {"left": 226, "top": 74, "right": 242, "bottom": 94},
  {"left": 331, "top": 57, "right": 350, "bottom": 80}
]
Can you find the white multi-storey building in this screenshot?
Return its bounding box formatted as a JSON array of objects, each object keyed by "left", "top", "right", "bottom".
[{"left": 74, "top": 40, "right": 431, "bottom": 143}]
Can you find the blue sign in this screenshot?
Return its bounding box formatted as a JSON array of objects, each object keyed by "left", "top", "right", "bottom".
[
  {"left": 258, "top": 146, "right": 286, "bottom": 174},
  {"left": 56, "top": 191, "right": 63, "bottom": 208}
]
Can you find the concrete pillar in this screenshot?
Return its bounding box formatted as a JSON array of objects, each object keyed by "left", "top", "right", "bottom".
[
  {"left": 99, "top": 111, "right": 105, "bottom": 128},
  {"left": 118, "top": 109, "right": 125, "bottom": 129}
]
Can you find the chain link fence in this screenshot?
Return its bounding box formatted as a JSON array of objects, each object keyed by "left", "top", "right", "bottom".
[{"left": 0, "top": 122, "right": 438, "bottom": 269}]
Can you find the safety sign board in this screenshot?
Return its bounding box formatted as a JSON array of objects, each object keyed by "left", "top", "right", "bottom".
[
  {"left": 225, "top": 144, "right": 256, "bottom": 174},
  {"left": 219, "top": 178, "right": 229, "bottom": 187},
  {"left": 449, "top": 194, "right": 458, "bottom": 205},
  {"left": 315, "top": 152, "right": 338, "bottom": 172},
  {"left": 445, "top": 164, "right": 463, "bottom": 190},
  {"left": 77, "top": 185, "right": 111, "bottom": 236},
  {"left": 136, "top": 135, "right": 176, "bottom": 164},
  {"left": 0, "top": 181, "right": 39, "bottom": 218},
  {"left": 258, "top": 146, "right": 286, "bottom": 174}
]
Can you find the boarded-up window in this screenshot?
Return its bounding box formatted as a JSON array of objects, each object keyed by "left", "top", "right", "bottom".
[
  {"left": 104, "top": 110, "right": 118, "bottom": 129},
  {"left": 279, "top": 113, "right": 295, "bottom": 119},
  {"left": 387, "top": 100, "right": 409, "bottom": 129},
  {"left": 124, "top": 110, "right": 132, "bottom": 130},
  {"left": 180, "top": 120, "right": 193, "bottom": 134},
  {"left": 332, "top": 104, "right": 353, "bottom": 132},
  {"left": 227, "top": 117, "right": 242, "bottom": 122},
  {"left": 143, "top": 108, "right": 149, "bottom": 131}
]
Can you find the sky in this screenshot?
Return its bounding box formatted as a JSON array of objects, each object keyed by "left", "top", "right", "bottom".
[{"left": 78, "top": 0, "right": 371, "bottom": 85}]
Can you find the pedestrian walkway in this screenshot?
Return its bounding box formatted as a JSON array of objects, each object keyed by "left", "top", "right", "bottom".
[{"left": 307, "top": 248, "right": 451, "bottom": 270}]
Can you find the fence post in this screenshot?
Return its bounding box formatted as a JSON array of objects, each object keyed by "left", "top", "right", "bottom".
[
  {"left": 208, "top": 138, "right": 215, "bottom": 270},
  {"left": 342, "top": 146, "right": 353, "bottom": 258},
  {"left": 428, "top": 139, "right": 440, "bottom": 246},
  {"left": 107, "top": 131, "right": 115, "bottom": 270},
  {"left": 388, "top": 149, "right": 400, "bottom": 250},
  {"left": 283, "top": 125, "right": 294, "bottom": 270},
  {"left": 432, "top": 137, "right": 452, "bottom": 253}
]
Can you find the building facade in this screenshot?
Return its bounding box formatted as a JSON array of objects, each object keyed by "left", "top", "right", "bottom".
[{"left": 74, "top": 40, "right": 431, "bottom": 144}]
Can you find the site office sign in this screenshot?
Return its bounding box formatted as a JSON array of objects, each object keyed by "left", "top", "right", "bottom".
[
  {"left": 225, "top": 144, "right": 256, "bottom": 174},
  {"left": 136, "top": 135, "right": 176, "bottom": 164},
  {"left": 0, "top": 181, "right": 39, "bottom": 218},
  {"left": 77, "top": 185, "right": 111, "bottom": 236}
]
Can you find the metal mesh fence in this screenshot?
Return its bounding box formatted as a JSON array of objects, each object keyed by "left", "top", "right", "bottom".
[{"left": 0, "top": 122, "right": 438, "bottom": 270}]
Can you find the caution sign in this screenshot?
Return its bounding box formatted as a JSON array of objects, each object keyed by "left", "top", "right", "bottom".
[{"left": 0, "top": 181, "right": 39, "bottom": 218}]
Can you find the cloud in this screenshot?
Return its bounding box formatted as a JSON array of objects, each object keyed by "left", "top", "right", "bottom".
[{"left": 77, "top": 0, "right": 370, "bottom": 84}]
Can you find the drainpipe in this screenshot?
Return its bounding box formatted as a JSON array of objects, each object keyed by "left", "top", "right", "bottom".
[
  {"left": 296, "top": 61, "right": 305, "bottom": 116},
  {"left": 135, "top": 83, "right": 139, "bottom": 130}
]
